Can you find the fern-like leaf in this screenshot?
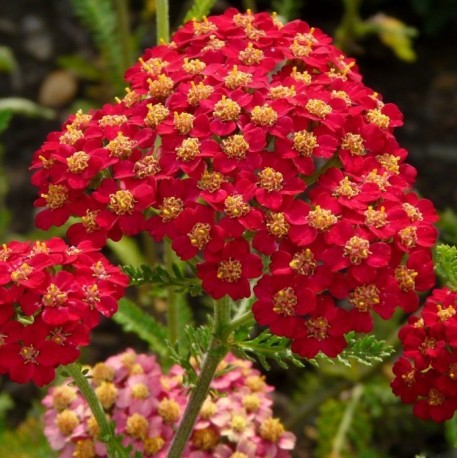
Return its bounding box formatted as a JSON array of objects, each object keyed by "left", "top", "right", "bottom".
[
  {"left": 122, "top": 264, "right": 202, "bottom": 296},
  {"left": 232, "top": 329, "right": 305, "bottom": 370},
  {"left": 435, "top": 244, "right": 457, "bottom": 291},
  {"left": 70, "top": 0, "right": 124, "bottom": 90},
  {"left": 184, "top": 0, "right": 218, "bottom": 22},
  {"left": 113, "top": 298, "right": 168, "bottom": 358},
  {"left": 338, "top": 332, "right": 395, "bottom": 367}
]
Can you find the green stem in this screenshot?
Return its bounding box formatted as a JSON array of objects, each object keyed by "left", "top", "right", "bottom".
[
  {"left": 156, "top": 0, "right": 170, "bottom": 44},
  {"left": 331, "top": 384, "right": 364, "bottom": 456},
  {"left": 166, "top": 299, "right": 231, "bottom": 458},
  {"left": 165, "top": 239, "right": 179, "bottom": 344},
  {"left": 62, "top": 363, "right": 129, "bottom": 458},
  {"left": 224, "top": 310, "right": 255, "bottom": 337},
  {"left": 113, "top": 0, "right": 133, "bottom": 69}
]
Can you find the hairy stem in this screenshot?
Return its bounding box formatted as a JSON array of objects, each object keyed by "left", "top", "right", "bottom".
[
  {"left": 156, "top": 0, "right": 170, "bottom": 43},
  {"left": 166, "top": 298, "right": 231, "bottom": 458},
  {"left": 165, "top": 239, "right": 179, "bottom": 344},
  {"left": 63, "top": 363, "right": 129, "bottom": 458}
]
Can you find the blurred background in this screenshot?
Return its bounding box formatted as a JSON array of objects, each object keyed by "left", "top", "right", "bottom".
[{"left": 0, "top": 0, "right": 456, "bottom": 457}]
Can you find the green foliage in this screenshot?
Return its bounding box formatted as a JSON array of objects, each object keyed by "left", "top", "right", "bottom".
[
  {"left": 0, "top": 98, "right": 54, "bottom": 120},
  {"left": 435, "top": 244, "right": 457, "bottom": 290},
  {"left": 271, "top": 0, "right": 302, "bottom": 21},
  {"left": 168, "top": 323, "right": 213, "bottom": 385},
  {"left": 437, "top": 208, "right": 457, "bottom": 245},
  {"left": 316, "top": 392, "right": 373, "bottom": 458},
  {"left": 338, "top": 332, "right": 395, "bottom": 367},
  {"left": 445, "top": 413, "right": 457, "bottom": 448},
  {"left": 107, "top": 236, "right": 146, "bottom": 267},
  {"left": 184, "top": 0, "right": 218, "bottom": 22},
  {"left": 0, "top": 110, "right": 12, "bottom": 135},
  {"left": 122, "top": 263, "right": 202, "bottom": 296},
  {"left": 232, "top": 329, "right": 305, "bottom": 371},
  {"left": 113, "top": 298, "right": 168, "bottom": 358},
  {"left": 0, "top": 415, "right": 57, "bottom": 458},
  {"left": 0, "top": 46, "right": 16, "bottom": 73},
  {"left": 70, "top": 0, "right": 125, "bottom": 91},
  {"left": 57, "top": 54, "right": 103, "bottom": 81}
]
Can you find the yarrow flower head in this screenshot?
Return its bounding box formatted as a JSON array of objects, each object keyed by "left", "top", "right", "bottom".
[
  {"left": 30, "top": 9, "right": 438, "bottom": 359},
  {"left": 42, "top": 351, "right": 296, "bottom": 457},
  {"left": 0, "top": 238, "right": 128, "bottom": 386},
  {"left": 391, "top": 288, "right": 456, "bottom": 422}
]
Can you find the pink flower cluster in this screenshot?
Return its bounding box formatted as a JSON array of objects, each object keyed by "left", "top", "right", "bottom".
[
  {"left": 30, "top": 9, "right": 438, "bottom": 358},
  {"left": 0, "top": 238, "right": 128, "bottom": 386},
  {"left": 43, "top": 350, "right": 295, "bottom": 457},
  {"left": 391, "top": 287, "right": 456, "bottom": 422}
]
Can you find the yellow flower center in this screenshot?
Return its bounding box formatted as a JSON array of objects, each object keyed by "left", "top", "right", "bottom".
[
  {"left": 144, "top": 436, "right": 165, "bottom": 454},
  {"left": 108, "top": 190, "right": 136, "bottom": 215},
  {"left": 398, "top": 226, "right": 418, "bottom": 249},
  {"left": 95, "top": 382, "right": 118, "bottom": 410},
  {"left": 126, "top": 413, "right": 149, "bottom": 439},
  {"left": 239, "top": 42, "right": 264, "bottom": 65},
  {"left": 99, "top": 114, "right": 127, "bottom": 126},
  {"left": 188, "top": 223, "right": 212, "bottom": 250},
  {"left": 182, "top": 58, "right": 206, "bottom": 74},
  {"left": 159, "top": 197, "right": 184, "bottom": 222},
  {"left": 349, "top": 284, "right": 380, "bottom": 312},
  {"left": 67, "top": 151, "right": 90, "bottom": 173},
  {"left": 42, "top": 283, "right": 68, "bottom": 307},
  {"left": 176, "top": 138, "right": 201, "bottom": 162},
  {"left": 73, "top": 439, "right": 96, "bottom": 458},
  {"left": 41, "top": 184, "right": 68, "bottom": 209},
  {"left": 242, "top": 394, "right": 260, "bottom": 412},
  {"left": 266, "top": 212, "right": 290, "bottom": 238},
  {"left": 59, "top": 125, "right": 84, "bottom": 145},
  {"left": 366, "top": 108, "right": 390, "bottom": 128},
  {"left": 213, "top": 96, "right": 241, "bottom": 121},
  {"left": 200, "top": 398, "right": 217, "bottom": 419},
  {"left": 191, "top": 427, "right": 220, "bottom": 450},
  {"left": 106, "top": 132, "right": 135, "bottom": 159},
  {"left": 11, "top": 263, "right": 33, "bottom": 283},
  {"left": 134, "top": 155, "right": 161, "bottom": 178},
  {"left": 289, "top": 249, "right": 317, "bottom": 276},
  {"left": 158, "top": 398, "right": 181, "bottom": 424},
  {"left": 290, "top": 39, "right": 312, "bottom": 57},
  {"left": 52, "top": 386, "right": 77, "bottom": 411},
  {"left": 259, "top": 417, "right": 285, "bottom": 443},
  {"left": 293, "top": 130, "right": 317, "bottom": 157},
  {"left": 174, "top": 111, "right": 195, "bottom": 134},
  {"left": 341, "top": 133, "right": 365, "bottom": 156},
  {"left": 222, "top": 134, "right": 249, "bottom": 159},
  {"left": 307, "top": 206, "right": 338, "bottom": 230},
  {"left": 147, "top": 74, "right": 174, "bottom": 99},
  {"left": 131, "top": 383, "right": 150, "bottom": 400},
  {"left": 193, "top": 16, "right": 217, "bottom": 35},
  {"left": 187, "top": 81, "right": 214, "bottom": 105},
  {"left": 377, "top": 153, "right": 400, "bottom": 174},
  {"left": 395, "top": 265, "right": 418, "bottom": 291},
  {"left": 402, "top": 203, "right": 423, "bottom": 222},
  {"left": 91, "top": 363, "right": 115, "bottom": 385},
  {"left": 231, "top": 414, "right": 247, "bottom": 432},
  {"left": 333, "top": 176, "right": 359, "bottom": 198},
  {"left": 273, "top": 287, "right": 297, "bottom": 316},
  {"left": 217, "top": 259, "right": 243, "bottom": 283},
  {"left": 269, "top": 85, "right": 296, "bottom": 99},
  {"left": 291, "top": 66, "right": 312, "bottom": 84},
  {"left": 224, "top": 65, "right": 253, "bottom": 89},
  {"left": 224, "top": 194, "right": 250, "bottom": 218},
  {"left": 251, "top": 105, "right": 277, "bottom": 126},
  {"left": 258, "top": 167, "right": 284, "bottom": 192},
  {"left": 198, "top": 170, "right": 225, "bottom": 193},
  {"left": 364, "top": 206, "right": 387, "bottom": 228},
  {"left": 245, "top": 375, "right": 266, "bottom": 392},
  {"left": 81, "top": 210, "right": 100, "bottom": 232},
  {"left": 437, "top": 304, "right": 456, "bottom": 321},
  {"left": 427, "top": 388, "right": 445, "bottom": 406},
  {"left": 305, "top": 317, "right": 329, "bottom": 341},
  {"left": 306, "top": 99, "right": 332, "bottom": 118},
  {"left": 344, "top": 236, "right": 371, "bottom": 264},
  {"left": 55, "top": 409, "right": 79, "bottom": 436},
  {"left": 145, "top": 103, "right": 170, "bottom": 128}
]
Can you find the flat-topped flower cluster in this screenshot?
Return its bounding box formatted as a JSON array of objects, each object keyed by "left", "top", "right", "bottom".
[
  {"left": 30, "top": 8, "right": 439, "bottom": 362},
  {"left": 391, "top": 287, "right": 456, "bottom": 422},
  {"left": 43, "top": 350, "right": 295, "bottom": 457},
  {"left": 0, "top": 238, "right": 128, "bottom": 386}
]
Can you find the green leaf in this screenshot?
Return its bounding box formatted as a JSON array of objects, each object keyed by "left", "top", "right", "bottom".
[
  {"left": 0, "top": 98, "right": 54, "bottom": 119},
  {"left": 57, "top": 54, "right": 103, "bottom": 81},
  {"left": 0, "top": 46, "right": 16, "bottom": 73},
  {"left": 0, "top": 110, "right": 13, "bottom": 135},
  {"left": 435, "top": 244, "right": 457, "bottom": 290},
  {"left": 232, "top": 329, "right": 305, "bottom": 370},
  {"left": 107, "top": 236, "right": 146, "bottom": 266},
  {"left": 337, "top": 332, "right": 395, "bottom": 367},
  {"left": 113, "top": 298, "right": 168, "bottom": 358},
  {"left": 122, "top": 263, "right": 202, "bottom": 295},
  {"left": 70, "top": 0, "right": 125, "bottom": 91},
  {"left": 184, "top": 0, "right": 218, "bottom": 22},
  {"left": 437, "top": 208, "right": 457, "bottom": 245},
  {"left": 271, "top": 0, "right": 302, "bottom": 21}
]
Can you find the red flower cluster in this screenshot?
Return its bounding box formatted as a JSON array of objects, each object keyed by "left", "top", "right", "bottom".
[
  {"left": 30, "top": 9, "right": 438, "bottom": 358},
  {"left": 0, "top": 238, "right": 128, "bottom": 386},
  {"left": 391, "top": 288, "right": 456, "bottom": 422}
]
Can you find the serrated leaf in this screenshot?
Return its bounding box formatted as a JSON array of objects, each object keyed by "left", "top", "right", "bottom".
[
  {"left": 435, "top": 244, "right": 457, "bottom": 290},
  {"left": 184, "top": 0, "right": 217, "bottom": 22},
  {"left": 232, "top": 329, "right": 305, "bottom": 371},
  {"left": 113, "top": 298, "right": 168, "bottom": 358},
  {"left": 337, "top": 332, "right": 395, "bottom": 367}
]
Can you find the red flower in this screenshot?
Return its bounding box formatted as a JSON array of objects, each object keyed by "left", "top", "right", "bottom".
[{"left": 197, "top": 239, "right": 262, "bottom": 300}]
